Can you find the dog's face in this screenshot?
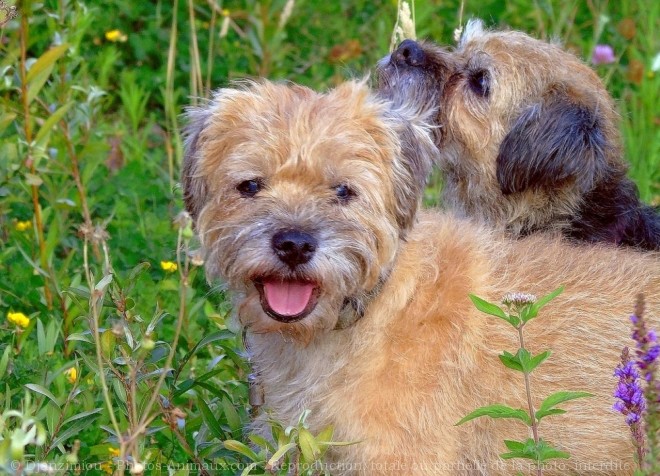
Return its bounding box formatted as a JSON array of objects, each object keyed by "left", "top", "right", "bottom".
[
  {"left": 378, "top": 20, "right": 623, "bottom": 209},
  {"left": 182, "top": 81, "right": 436, "bottom": 343}
]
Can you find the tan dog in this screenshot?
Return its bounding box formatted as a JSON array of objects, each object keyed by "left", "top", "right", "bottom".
[
  {"left": 378, "top": 20, "right": 660, "bottom": 250},
  {"left": 183, "top": 79, "right": 660, "bottom": 475}
]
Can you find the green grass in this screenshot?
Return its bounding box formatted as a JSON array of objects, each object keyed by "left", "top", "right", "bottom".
[{"left": 0, "top": 0, "right": 658, "bottom": 474}]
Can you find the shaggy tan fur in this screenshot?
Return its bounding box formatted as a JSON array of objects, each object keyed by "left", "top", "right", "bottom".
[
  {"left": 378, "top": 20, "right": 660, "bottom": 250},
  {"left": 183, "top": 79, "right": 660, "bottom": 475}
]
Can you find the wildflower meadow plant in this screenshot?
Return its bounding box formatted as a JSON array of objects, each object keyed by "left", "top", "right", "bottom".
[
  {"left": 613, "top": 295, "right": 660, "bottom": 474},
  {"left": 457, "top": 286, "right": 592, "bottom": 475}
]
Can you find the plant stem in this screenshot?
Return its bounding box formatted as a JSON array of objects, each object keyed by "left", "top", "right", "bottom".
[
  {"left": 84, "top": 237, "right": 124, "bottom": 459},
  {"left": 518, "top": 324, "right": 542, "bottom": 476},
  {"left": 132, "top": 227, "right": 188, "bottom": 436},
  {"left": 20, "top": 10, "right": 53, "bottom": 310}
]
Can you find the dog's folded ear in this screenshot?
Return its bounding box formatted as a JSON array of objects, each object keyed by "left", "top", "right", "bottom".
[
  {"left": 182, "top": 104, "right": 213, "bottom": 222},
  {"left": 496, "top": 88, "right": 611, "bottom": 196},
  {"left": 385, "top": 104, "right": 439, "bottom": 233}
]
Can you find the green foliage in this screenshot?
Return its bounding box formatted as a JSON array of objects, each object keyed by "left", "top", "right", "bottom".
[
  {"left": 459, "top": 287, "right": 592, "bottom": 474},
  {"left": 224, "top": 410, "right": 354, "bottom": 475},
  {"left": 0, "top": 0, "right": 656, "bottom": 474}
]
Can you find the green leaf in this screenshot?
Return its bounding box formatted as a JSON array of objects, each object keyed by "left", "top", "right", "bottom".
[
  {"left": 503, "top": 440, "right": 526, "bottom": 451},
  {"left": 456, "top": 404, "right": 531, "bottom": 426},
  {"left": 248, "top": 434, "right": 273, "bottom": 452},
  {"left": 26, "top": 44, "right": 70, "bottom": 83},
  {"left": 24, "top": 384, "right": 61, "bottom": 409},
  {"left": 239, "top": 462, "right": 259, "bottom": 476},
  {"left": 26, "top": 44, "right": 70, "bottom": 104},
  {"left": 175, "top": 330, "right": 235, "bottom": 379},
  {"left": 469, "top": 294, "right": 516, "bottom": 326},
  {"left": 221, "top": 397, "right": 242, "bottom": 435},
  {"left": 49, "top": 418, "right": 95, "bottom": 449},
  {"left": 0, "top": 346, "right": 11, "bottom": 381},
  {"left": 34, "top": 101, "right": 74, "bottom": 149},
  {"left": 0, "top": 112, "right": 17, "bottom": 133},
  {"left": 501, "top": 438, "right": 538, "bottom": 460},
  {"left": 126, "top": 262, "right": 151, "bottom": 294},
  {"left": 265, "top": 442, "right": 296, "bottom": 470},
  {"left": 66, "top": 332, "right": 93, "bottom": 344},
  {"left": 499, "top": 351, "right": 523, "bottom": 372},
  {"left": 536, "top": 391, "right": 593, "bottom": 421},
  {"left": 537, "top": 442, "right": 570, "bottom": 461},
  {"left": 527, "top": 350, "right": 551, "bottom": 373},
  {"left": 522, "top": 286, "right": 564, "bottom": 323},
  {"left": 94, "top": 273, "right": 113, "bottom": 292},
  {"left": 298, "top": 427, "right": 320, "bottom": 463},
  {"left": 197, "top": 396, "right": 224, "bottom": 440},
  {"left": 536, "top": 408, "right": 566, "bottom": 420},
  {"left": 61, "top": 408, "right": 103, "bottom": 426},
  {"left": 224, "top": 440, "right": 260, "bottom": 461}
]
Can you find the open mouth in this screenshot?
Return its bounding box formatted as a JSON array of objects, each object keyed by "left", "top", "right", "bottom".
[{"left": 254, "top": 278, "right": 320, "bottom": 323}]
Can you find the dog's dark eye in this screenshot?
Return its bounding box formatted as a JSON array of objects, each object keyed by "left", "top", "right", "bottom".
[
  {"left": 237, "top": 179, "right": 262, "bottom": 197},
  {"left": 468, "top": 70, "right": 490, "bottom": 97},
  {"left": 334, "top": 184, "right": 356, "bottom": 202}
]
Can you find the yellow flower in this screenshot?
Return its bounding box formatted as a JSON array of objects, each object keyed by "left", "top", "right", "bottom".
[
  {"left": 15, "top": 220, "right": 32, "bottom": 232},
  {"left": 65, "top": 367, "right": 77, "bottom": 384},
  {"left": 7, "top": 311, "right": 30, "bottom": 328},
  {"left": 100, "top": 461, "right": 113, "bottom": 474},
  {"left": 222, "top": 8, "right": 230, "bottom": 16},
  {"left": 108, "top": 447, "right": 120, "bottom": 457},
  {"left": 160, "top": 261, "right": 178, "bottom": 273},
  {"left": 105, "top": 29, "right": 127, "bottom": 42}
]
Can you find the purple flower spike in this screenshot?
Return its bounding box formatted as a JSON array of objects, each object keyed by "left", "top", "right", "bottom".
[
  {"left": 630, "top": 308, "right": 660, "bottom": 381},
  {"left": 592, "top": 44, "right": 615, "bottom": 65},
  {"left": 613, "top": 347, "right": 646, "bottom": 460}
]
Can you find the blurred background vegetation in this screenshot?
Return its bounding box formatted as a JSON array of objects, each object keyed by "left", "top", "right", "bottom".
[{"left": 0, "top": 0, "right": 658, "bottom": 474}]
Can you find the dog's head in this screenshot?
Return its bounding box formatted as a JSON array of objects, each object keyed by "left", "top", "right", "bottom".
[
  {"left": 377, "top": 20, "right": 624, "bottom": 225},
  {"left": 182, "top": 80, "right": 437, "bottom": 343}
]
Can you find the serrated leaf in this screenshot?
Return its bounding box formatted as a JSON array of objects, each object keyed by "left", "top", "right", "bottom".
[
  {"left": 537, "top": 446, "right": 570, "bottom": 461},
  {"left": 24, "top": 384, "right": 61, "bottom": 409},
  {"left": 503, "top": 440, "right": 526, "bottom": 451},
  {"left": 468, "top": 294, "right": 514, "bottom": 325},
  {"left": 298, "top": 427, "right": 320, "bottom": 463},
  {"left": 197, "top": 396, "right": 224, "bottom": 440},
  {"left": 535, "top": 408, "right": 566, "bottom": 420},
  {"left": 224, "top": 440, "right": 259, "bottom": 461},
  {"left": 456, "top": 404, "right": 531, "bottom": 426},
  {"left": 523, "top": 286, "right": 564, "bottom": 322},
  {"left": 536, "top": 391, "right": 592, "bottom": 422},
  {"left": 527, "top": 350, "right": 551, "bottom": 372},
  {"left": 499, "top": 351, "right": 523, "bottom": 372}
]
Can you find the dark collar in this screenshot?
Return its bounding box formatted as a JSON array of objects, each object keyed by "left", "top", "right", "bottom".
[{"left": 334, "top": 273, "right": 389, "bottom": 330}]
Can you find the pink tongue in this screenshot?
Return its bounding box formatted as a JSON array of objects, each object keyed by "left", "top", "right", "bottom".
[{"left": 263, "top": 281, "right": 315, "bottom": 316}]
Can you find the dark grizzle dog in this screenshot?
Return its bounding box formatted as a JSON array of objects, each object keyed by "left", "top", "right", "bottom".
[{"left": 377, "top": 19, "right": 660, "bottom": 250}]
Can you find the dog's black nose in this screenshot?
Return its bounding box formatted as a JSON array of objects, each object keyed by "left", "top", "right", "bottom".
[
  {"left": 272, "top": 230, "right": 317, "bottom": 268},
  {"left": 392, "top": 39, "right": 426, "bottom": 67}
]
